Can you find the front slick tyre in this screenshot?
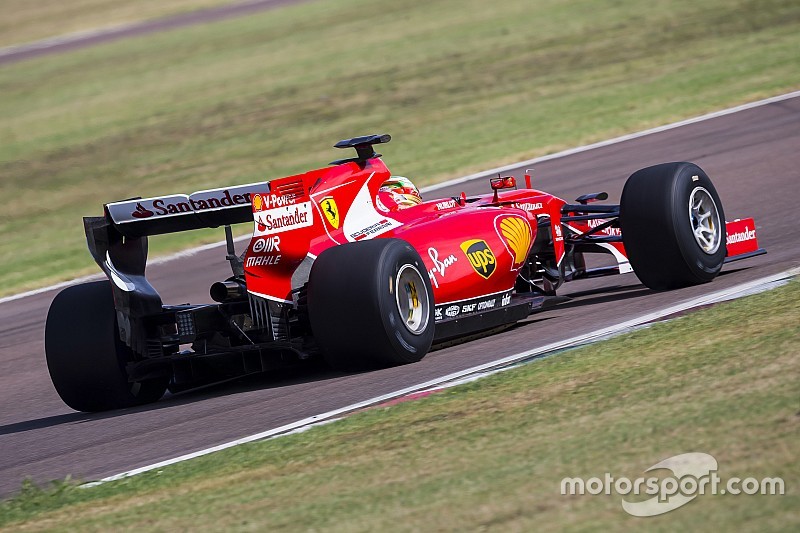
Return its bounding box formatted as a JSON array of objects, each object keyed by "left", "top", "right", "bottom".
[
  {"left": 45, "top": 281, "right": 167, "bottom": 412},
  {"left": 620, "top": 162, "right": 726, "bottom": 290},
  {"left": 308, "top": 238, "right": 434, "bottom": 370}
]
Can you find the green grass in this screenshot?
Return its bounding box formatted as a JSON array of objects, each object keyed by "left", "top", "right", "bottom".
[
  {"left": 1, "top": 0, "right": 799, "bottom": 296},
  {"left": 2, "top": 280, "right": 798, "bottom": 530},
  {"left": 0, "top": 0, "right": 232, "bottom": 48}
]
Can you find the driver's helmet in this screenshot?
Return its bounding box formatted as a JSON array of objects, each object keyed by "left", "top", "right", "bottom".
[{"left": 377, "top": 176, "right": 422, "bottom": 211}]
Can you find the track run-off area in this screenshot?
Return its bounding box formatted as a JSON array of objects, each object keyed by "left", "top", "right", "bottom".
[{"left": 0, "top": 92, "right": 798, "bottom": 498}]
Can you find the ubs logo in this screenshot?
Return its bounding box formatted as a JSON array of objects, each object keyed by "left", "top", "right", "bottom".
[{"left": 460, "top": 239, "right": 496, "bottom": 279}]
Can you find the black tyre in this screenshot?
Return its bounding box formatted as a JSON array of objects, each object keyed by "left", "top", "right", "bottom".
[
  {"left": 307, "top": 238, "right": 434, "bottom": 370},
  {"left": 620, "top": 162, "right": 726, "bottom": 290},
  {"left": 45, "top": 281, "right": 168, "bottom": 412}
]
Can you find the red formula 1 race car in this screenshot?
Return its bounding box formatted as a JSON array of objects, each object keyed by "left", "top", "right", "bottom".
[{"left": 45, "top": 134, "right": 765, "bottom": 411}]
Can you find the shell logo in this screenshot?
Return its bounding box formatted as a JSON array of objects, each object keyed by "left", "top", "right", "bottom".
[
  {"left": 252, "top": 194, "right": 264, "bottom": 212},
  {"left": 499, "top": 216, "right": 532, "bottom": 267}
]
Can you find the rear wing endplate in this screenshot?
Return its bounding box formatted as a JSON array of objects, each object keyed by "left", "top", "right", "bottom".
[{"left": 85, "top": 181, "right": 268, "bottom": 354}]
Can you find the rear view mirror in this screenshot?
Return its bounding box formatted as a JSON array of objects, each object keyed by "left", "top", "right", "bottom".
[{"left": 490, "top": 176, "right": 516, "bottom": 190}]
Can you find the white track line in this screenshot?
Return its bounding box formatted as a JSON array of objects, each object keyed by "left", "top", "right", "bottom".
[
  {"left": 422, "top": 89, "right": 800, "bottom": 193},
  {"left": 0, "top": 235, "right": 250, "bottom": 305},
  {"left": 83, "top": 267, "right": 797, "bottom": 488},
  {"left": 0, "top": 23, "right": 139, "bottom": 59},
  {"left": 0, "top": 0, "right": 286, "bottom": 61},
  {"left": 3, "top": 89, "right": 797, "bottom": 306}
]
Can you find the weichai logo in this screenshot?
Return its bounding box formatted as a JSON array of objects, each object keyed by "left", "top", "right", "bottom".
[{"left": 460, "top": 239, "right": 496, "bottom": 279}]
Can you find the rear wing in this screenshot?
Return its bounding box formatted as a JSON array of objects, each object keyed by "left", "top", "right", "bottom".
[
  {"left": 100, "top": 132, "right": 392, "bottom": 238},
  {"left": 84, "top": 181, "right": 269, "bottom": 354},
  {"left": 104, "top": 181, "right": 270, "bottom": 238}
]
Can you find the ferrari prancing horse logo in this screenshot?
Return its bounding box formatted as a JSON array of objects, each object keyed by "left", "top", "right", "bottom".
[{"left": 320, "top": 197, "right": 340, "bottom": 229}]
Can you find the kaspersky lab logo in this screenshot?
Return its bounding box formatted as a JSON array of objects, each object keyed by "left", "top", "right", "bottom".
[{"left": 461, "top": 239, "right": 496, "bottom": 279}]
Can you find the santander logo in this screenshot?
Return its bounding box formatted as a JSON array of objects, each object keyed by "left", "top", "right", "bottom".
[
  {"left": 726, "top": 226, "right": 756, "bottom": 245},
  {"left": 131, "top": 203, "right": 155, "bottom": 219}
]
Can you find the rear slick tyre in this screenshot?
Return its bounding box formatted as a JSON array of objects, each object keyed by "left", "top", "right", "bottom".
[
  {"left": 307, "top": 238, "right": 434, "bottom": 370},
  {"left": 45, "top": 281, "right": 167, "bottom": 412},
  {"left": 619, "top": 162, "right": 726, "bottom": 290}
]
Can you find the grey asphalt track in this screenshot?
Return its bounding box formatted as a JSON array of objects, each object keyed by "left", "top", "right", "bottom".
[{"left": 0, "top": 96, "right": 798, "bottom": 499}]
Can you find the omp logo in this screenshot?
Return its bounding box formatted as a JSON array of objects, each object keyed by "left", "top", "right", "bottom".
[
  {"left": 498, "top": 216, "right": 532, "bottom": 267},
  {"left": 131, "top": 202, "right": 154, "bottom": 219},
  {"left": 320, "top": 197, "right": 340, "bottom": 229},
  {"left": 251, "top": 236, "right": 280, "bottom": 253},
  {"left": 460, "top": 239, "right": 496, "bottom": 279}
]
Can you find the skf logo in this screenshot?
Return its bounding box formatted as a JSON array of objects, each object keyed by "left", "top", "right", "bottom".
[
  {"left": 460, "top": 239, "right": 496, "bottom": 279},
  {"left": 498, "top": 216, "right": 532, "bottom": 268},
  {"left": 320, "top": 197, "right": 340, "bottom": 229}
]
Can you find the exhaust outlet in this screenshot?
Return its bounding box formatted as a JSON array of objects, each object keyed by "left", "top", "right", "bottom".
[{"left": 210, "top": 280, "right": 246, "bottom": 302}]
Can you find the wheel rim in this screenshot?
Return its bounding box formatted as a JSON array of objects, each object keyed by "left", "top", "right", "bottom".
[
  {"left": 395, "top": 264, "right": 429, "bottom": 335},
  {"left": 688, "top": 187, "right": 721, "bottom": 254}
]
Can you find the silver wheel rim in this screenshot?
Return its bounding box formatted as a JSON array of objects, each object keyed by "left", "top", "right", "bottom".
[
  {"left": 395, "top": 264, "right": 429, "bottom": 335},
  {"left": 688, "top": 187, "right": 721, "bottom": 254}
]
